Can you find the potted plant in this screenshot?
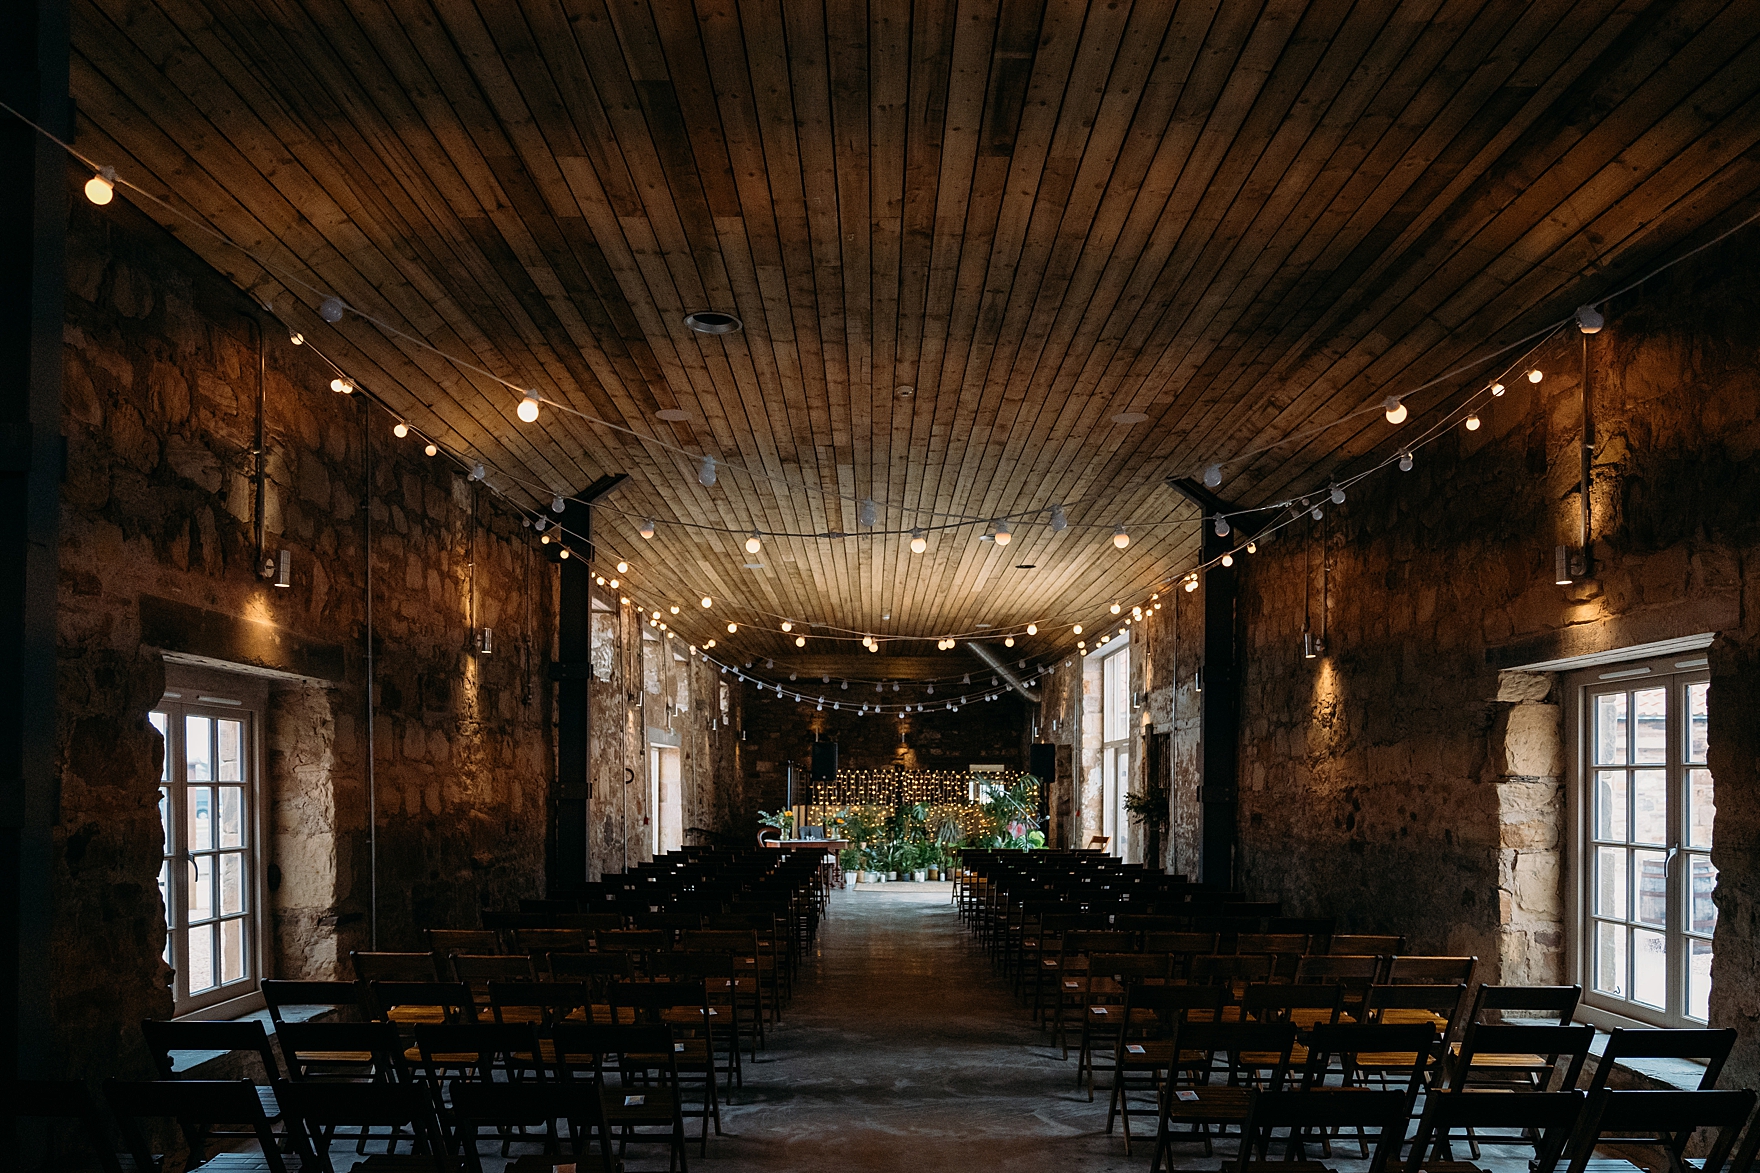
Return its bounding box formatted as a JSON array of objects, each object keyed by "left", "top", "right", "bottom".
[
  {"left": 838, "top": 847, "right": 860, "bottom": 889},
  {"left": 1124, "top": 776, "right": 1171, "bottom": 871}
]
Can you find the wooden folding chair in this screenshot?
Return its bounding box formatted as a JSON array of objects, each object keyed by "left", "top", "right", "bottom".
[
  {"left": 447, "top": 954, "right": 535, "bottom": 1005},
  {"left": 263, "top": 978, "right": 367, "bottom": 1029},
  {"left": 1298, "top": 955, "right": 1385, "bottom": 1020},
  {"left": 106, "top": 1079, "right": 287, "bottom": 1173},
  {"left": 1407, "top": 1089, "right": 1585, "bottom": 1173},
  {"left": 1077, "top": 952, "right": 1173, "bottom": 1097},
  {"left": 141, "top": 1017, "right": 284, "bottom": 1131},
  {"left": 1155, "top": 1020, "right": 1300, "bottom": 1163},
  {"left": 1587, "top": 1027, "right": 1735, "bottom": 1094},
  {"left": 1227, "top": 1088, "right": 1410, "bottom": 1173},
  {"left": 1386, "top": 956, "right": 1476, "bottom": 987},
  {"left": 425, "top": 929, "right": 500, "bottom": 957},
  {"left": 277, "top": 1020, "right": 406, "bottom": 1083},
  {"left": 450, "top": 1078, "right": 614, "bottom": 1173},
  {"left": 276, "top": 1078, "right": 456, "bottom": 1172},
  {"left": 1331, "top": 934, "right": 1406, "bottom": 955},
  {"left": 1105, "top": 983, "right": 1227, "bottom": 1153},
  {"left": 609, "top": 980, "right": 722, "bottom": 1155},
  {"left": 1235, "top": 934, "right": 1311, "bottom": 982},
  {"left": 551, "top": 1022, "right": 691, "bottom": 1173},
  {"left": 1563, "top": 1089, "right": 1756, "bottom": 1173}
]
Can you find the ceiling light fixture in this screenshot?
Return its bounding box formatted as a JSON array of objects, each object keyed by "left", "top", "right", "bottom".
[
  {"left": 993, "top": 521, "right": 1011, "bottom": 546},
  {"left": 910, "top": 529, "right": 927, "bottom": 554},
  {"left": 1026, "top": 624, "right": 1037, "bottom": 636},
  {"left": 1465, "top": 412, "right": 1482, "bottom": 431},
  {"left": 1528, "top": 369, "right": 1544, "bottom": 383},
  {"left": 425, "top": 443, "right": 438, "bottom": 456},
  {"left": 1383, "top": 396, "right": 1407, "bottom": 424},
  {"left": 745, "top": 531, "right": 762, "bottom": 554},
  {"left": 639, "top": 519, "right": 655, "bottom": 539},
  {"left": 683, "top": 311, "right": 742, "bottom": 335},
  {"left": 1112, "top": 525, "right": 1130, "bottom": 549},
  {"left": 517, "top": 390, "right": 541, "bottom": 422},
  {"left": 700, "top": 596, "right": 712, "bottom": 608},
  {"left": 393, "top": 422, "right": 409, "bottom": 438},
  {"left": 84, "top": 166, "right": 116, "bottom": 205}
]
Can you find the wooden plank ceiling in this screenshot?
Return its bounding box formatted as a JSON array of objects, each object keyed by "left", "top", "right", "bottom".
[{"left": 70, "top": 0, "right": 1760, "bottom": 673}]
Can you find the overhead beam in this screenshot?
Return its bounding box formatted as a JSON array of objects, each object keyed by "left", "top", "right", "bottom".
[{"left": 964, "top": 641, "right": 1041, "bottom": 705}]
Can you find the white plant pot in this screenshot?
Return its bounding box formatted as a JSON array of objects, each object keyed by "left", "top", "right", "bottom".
[
  {"left": 844, "top": 871, "right": 858, "bottom": 888},
  {"left": 912, "top": 869, "right": 927, "bottom": 882},
  {"left": 888, "top": 870, "right": 900, "bottom": 881}
]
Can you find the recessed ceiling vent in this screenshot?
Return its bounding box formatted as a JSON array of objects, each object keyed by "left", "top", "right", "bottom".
[{"left": 684, "top": 311, "right": 742, "bottom": 335}]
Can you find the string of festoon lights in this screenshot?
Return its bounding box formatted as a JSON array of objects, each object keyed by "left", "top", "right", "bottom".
[
  {"left": 15, "top": 97, "right": 1706, "bottom": 557},
  {"left": 30, "top": 100, "right": 1760, "bottom": 667}
]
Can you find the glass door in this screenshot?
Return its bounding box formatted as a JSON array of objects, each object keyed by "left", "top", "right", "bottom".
[{"left": 1583, "top": 667, "right": 1714, "bottom": 1025}]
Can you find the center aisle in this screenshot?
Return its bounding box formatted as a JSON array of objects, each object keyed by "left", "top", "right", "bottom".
[{"left": 706, "top": 882, "right": 1144, "bottom": 1172}]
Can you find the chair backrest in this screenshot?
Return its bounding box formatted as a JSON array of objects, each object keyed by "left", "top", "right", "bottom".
[
  {"left": 1235, "top": 933, "right": 1310, "bottom": 958},
  {"left": 413, "top": 1023, "right": 543, "bottom": 1082},
  {"left": 1064, "top": 930, "right": 1135, "bottom": 957},
  {"left": 1236, "top": 1089, "right": 1409, "bottom": 1173},
  {"left": 262, "top": 978, "right": 365, "bottom": 1027},
  {"left": 1331, "top": 934, "right": 1405, "bottom": 955},
  {"left": 105, "top": 1079, "right": 286, "bottom": 1173},
  {"left": 448, "top": 953, "right": 535, "bottom": 989},
  {"left": 275, "top": 1020, "right": 404, "bottom": 1081},
  {"left": 1296, "top": 954, "right": 1382, "bottom": 985},
  {"left": 369, "top": 980, "right": 478, "bottom": 1024},
  {"left": 1189, "top": 953, "right": 1273, "bottom": 990},
  {"left": 1141, "top": 931, "right": 1217, "bottom": 957},
  {"left": 548, "top": 951, "right": 635, "bottom": 994},
  {"left": 1468, "top": 983, "right": 1581, "bottom": 1024},
  {"left": 1122, "top": 983, "right": 1227, "bottom": 1035},
  {"left": 0, "top": 1079, "right": 125, "bottom": 1173},
  {"left": 1385, "top": 955, "right": 1476, "bottom": 985},
  {"left": 1302, "top": 1023, "right": 1434, "bottom": 1097},
  {"left": 141, "top": 1017, "right": 281, "bottom": 1083},
  {"left": 610, "top": 978, "right": 710, "bottom": 1023},
  {"left": 1407, "top": 1089, "right": 1585, "bottom": 1173},
  {"left": 1176, "top": 1021, "right": 1300, "bottom": 1088},
  {"left": 1086, "top": 835, "right": 1110, "bottom": 851},
  {"left": 552, "top": 1022, "right": 679, "bottom": 1085},
  {"left": 1449, "top": 1022, "right": 1596, "bottom": 1092},
  {"left": 350, "top": 950, "right": 438, "bottom": 982},
  {"left": 1087, "top": 952, "right": 1170, "bottom": 984},
  {"left": 508, "top": 927, "right": 591, "bottom": 956},
  {"left": 1241, "top": 981, "right": 1343, "bottom": 1024},
  {"left": 1564, "top": 1089, "right": 1758, "bottom": 1173},
  {"left": 679, "top": 929, "right": 759, "bottom": 955},
  {"left": 449, "top": 1079, "right": 609, "bottom": 1173},
  {"left": 1589, "top": 1027, "right": 1736, "bottom": 1093},
  {"left": 274, "top": 1078, "right": 453, "bottom": 1170},
  {"left": 487, "top": 980, "right": 589, "bottom": 1027},
  {"left": 426, "top": 928, "right": 501, "bottom": 955},
  {"left": 1363, "top": 982, "right": 1469, "bottom": 1043}
]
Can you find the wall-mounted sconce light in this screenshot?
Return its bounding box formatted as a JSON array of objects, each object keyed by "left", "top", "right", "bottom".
[
  {"left": 267, "top": 549, "right": 291, "bottom": 588},
  {"left": 477, "top": 627, "right": 495, "bottom": 655}
]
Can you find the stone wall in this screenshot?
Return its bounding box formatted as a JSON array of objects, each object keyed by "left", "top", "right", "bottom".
[
  {"left": 1221, "top": 242, "right": 1760, "bottom": 1077},
  {"left": 55, "top": 190, "right": 558, "bottom": 1076}
]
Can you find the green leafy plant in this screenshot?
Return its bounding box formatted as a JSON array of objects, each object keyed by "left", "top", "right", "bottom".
[
  {"left": 1124, "top": 778, "right": 1171, "bottom": 830},
  {"left": 756, "top": 808, "right": 795, "bottom": 838},
  {"left": 837, "top": 848, "right": 860, "bottom": 870}
]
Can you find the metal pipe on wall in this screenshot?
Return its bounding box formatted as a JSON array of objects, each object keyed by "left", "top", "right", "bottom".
[
  {"left": 362, "top": 396, "right": 377, "bottom": 949},
  {"left": 964, "top": 641, "right": 1041, "bottom": 704}
]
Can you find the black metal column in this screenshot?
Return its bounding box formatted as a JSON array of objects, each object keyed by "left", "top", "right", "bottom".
[
  {"left": 0, "top": 0, "right": 68, "bottom": 1083},
  {"left": 1199, "top": 528, "right": 1239, "bottom": 888}
]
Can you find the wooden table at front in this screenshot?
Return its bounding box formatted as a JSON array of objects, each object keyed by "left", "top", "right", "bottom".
[{"left": 763, "top": 839, "right": 851, "bottom": 886}]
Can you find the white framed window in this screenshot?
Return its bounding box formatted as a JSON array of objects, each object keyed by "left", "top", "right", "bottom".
[
  {"left": 1097, "top": 634, "right": 1131, "bottom": 858},
  {"left": 152, "top": 664, "right": 269, "bottom": 1016},
  {"left": 1571, "top": 654, "right": 1714, "bottom": 1027}
]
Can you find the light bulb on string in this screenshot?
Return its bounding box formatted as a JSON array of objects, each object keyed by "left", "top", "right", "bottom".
[
  {"left": 1110, "top": 603, "right": 1121, "bottom": 615},
  {"left": 1399, "top": 452, "right": 1414, "bottom": 472},
  {"left": 698, "top": 456, "right": 717, "bottom": 487},
  {"left": 608, "top": 579, "right": 618, "bottom": 588},
  {"left": 1383, "top": 396, "right": 1408, "bottom": 424},
  {"left": 1214, "top": 514, "right": 1230, "bottom": 537},
  {"left": 669, "top": 605, "right": 680, "bottom": 615},
  {"left": 858, "top": 498, "right": 879, "bottom": 527},
  {"left": 794, "top": 635, "right": 806, "bottom": 647},
  {"left": 1184, "top": 575, "right": 1198, "bottom": 593},
  {"left": 781, "top": 620, "right": 793, "bottom": 632},
  {"left": 1310, "top": 504, "right": 1324, "bottom": 520},
  {"left": 1050, "top": 505, "right": 1067, "bottom": 532},
  {"left": 1221, "top": 553, "right": 1234, "bottom": 567},
  {"left": 727, "top": 622, "right": 738, "bottom": 634},
  {"left": 288, "top": 331, "right": 304, "bottom": 346},
  {"left": 910, "top": 529, "right": 927, "bottom": 554},
  {"left": 1203, "top": 463, "right": 1223, "bottom": 488},
  {"left": 1072, "top": 624, "right": 1082, "bottom": 635},
  {"left": 1528, "top": 369, "right": 1544, "bottom": 383},
  {"left": 1112, "top": 525, "right": 1130, "bottom": 549},
  {"left": 1246, "top": 540, "right": 1257, "bottom": 554},
  {"left": 1465, "top": 412, "right": 1482, "bottom": 431},
  {"left": 993, "top": 520, "right": 1011, "bottom": 546},
  {"left": 1004, "top": 637, "right": 1015, "bottom": 647},
  {"left": 85, "top": 167, "right": 117, "bottom": 205},
  {"left": 558, "top": 549, "right": 570, "bottom": 559},
  {"left": 639, "top": 519, "right": 655, "bottom": 540},
  {"left": 331, "top": 377, "right": 354, "bottom": 394},
  {"left": 1330, "top": 484, "right": 1346, "bottom": 505},
  {"left": 1026, "top": 623, "right": 1037, "bottom": 635},
  {"left": 1490, "top": 382, "right": 1506, "bottom": 397},
  {"left": 700, "top": 596, "right": 712, "bottom": 608},
  {"left": 517, "top": 391, "right": 541, "bottom": 422},
  {"left": 616, "top": 561, "right": 628, "bottom": 573},
  {"left": 745, "top": 531, "right": 762, "bottom": 554},
  {"left": 393, "top": 422, "right": 409, "bottom": 438},
  {"left": 470, "top": 464, "right": 486, "bottom": 481},
  {"left": 424, "top": 443, "right": 438, "bottom": 457}
]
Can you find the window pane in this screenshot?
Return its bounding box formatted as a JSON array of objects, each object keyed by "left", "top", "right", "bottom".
[
  {"left": 1632, "top": 929, "right": 1667, "bottom": 1008},
  {"left": 1594, "top": 921, "right": 1626, "bottom": 997},
  {"left": 217, "top": 719, "right": 242, "bottom": 781},
  {"left": 1594, "top": 771, "right": 1627, "bottom": 841},
  {"left": 188, "top": 923, "right": 215, "bottom": 993},
  {"left": 1689, "top": 768, "right": 1714, "bottom": 850},
  {"left": 1632, "top": 770, "right": 1667, "bottom": 844},
  {"left": 1688, "top": 939, "right": 1713, "bottom": 1022},
  {"left": 188, "top": 787, "right": 213, "bottom": 851},
  {"left": 1686, "top": 682, "right": 1708, "bottom": 763},
  {"left": 158, "top": 860, "right": 171, "bottom": 965},
  {"left": 1690, "top": 854, "right": 1717, "bottom": 936},
  {"left": 218, "top": 787, "right": 243, "bottom": 849},
  {"left": 220, "top": 852, "right": 245, "bottom": 916},
  {"left": 221, "top": 918, "right": 245, "bottom": 984},
  {"left": 185, "top": 715, "right": 213, "bottom": 780},
  {"left": 190, "top": 855, "right": 214, "bottom": 922},
  {"left": 1632, "top": 687, "right": 1667, "bottom": 763},
  {"left": 159, "top": 787, "right": 170, "bottom": 857},
  {"left": 1595, "top": 694, "right": 1627, "bottom": 765},
  {"left": 1634, "top": 850, "right": 1667, "bottom": 927},
  {"left": 1593, "top": 848, "right": 1627, "bottom": 919}
]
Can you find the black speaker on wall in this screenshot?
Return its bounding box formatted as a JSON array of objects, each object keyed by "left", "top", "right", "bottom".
[
  {"left": 810, "top": 741, "right": 839, "bottom": 781},
  {"left": 1030, "top": 743, "right": 1055, "bottom": 818}
]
